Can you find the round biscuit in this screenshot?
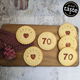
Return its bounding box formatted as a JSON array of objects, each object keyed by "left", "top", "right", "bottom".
[
  {"left": 16, "top": 26, "right": 36, "bottom": 44},
  {"left": 38, "top": 32, "right": 57, "bottom": 50},
  {"left": 59, "top": 23, "right": 77, "bottom": 38},
  {"left": 58, "top": 47, "right": 78, "bottom": 66},
  {"left": 58, "top": 35, "right": 77, "bottom": 50},
  {"left": 23, "top": 46, "right": 43, "bottom": 66}
]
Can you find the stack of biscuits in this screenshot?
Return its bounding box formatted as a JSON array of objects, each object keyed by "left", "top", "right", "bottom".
[{"left": 58, "top": 23, "right": 78, "bottom": 66}]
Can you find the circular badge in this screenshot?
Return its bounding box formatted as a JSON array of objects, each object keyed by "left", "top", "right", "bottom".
[{"left": 63, "top": 1, "right": 79, "bottom": 17}]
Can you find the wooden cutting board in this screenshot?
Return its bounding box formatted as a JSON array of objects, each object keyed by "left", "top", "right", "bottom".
[{"left": 0, "top": 24, "right": 79, "bottom": 66}]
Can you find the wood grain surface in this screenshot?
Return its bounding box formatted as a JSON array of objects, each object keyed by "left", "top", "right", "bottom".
[{"left": 0, "top": 24, "right": 79, "bottom": 66}]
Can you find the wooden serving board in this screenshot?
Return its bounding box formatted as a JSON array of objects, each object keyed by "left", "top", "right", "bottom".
[{"left": 0, "top": 24, "right": 79, "bottom": 66}]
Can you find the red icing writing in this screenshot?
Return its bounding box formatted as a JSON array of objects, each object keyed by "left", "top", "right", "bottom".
[
  {"left": 42, "top": 38, "right": 46, "bottom": 44},
  {"left": 42, "top": 38, "right": 51, "bottom": 45},
  {"left": 64, "top": 53, "right": 68, "bottom": 60},
  {"left": 63, "top": 53, "right": 73, "bottom": 60},
  {"left": 68, "top": 54, "right": 73, "bottom": 60}
]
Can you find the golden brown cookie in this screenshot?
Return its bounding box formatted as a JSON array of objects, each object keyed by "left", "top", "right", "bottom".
[
  {"left": 23, "top": 46, "right": 43, "bottom": 66},
  {"left": 16, "top": 26, "right": 36, "bottom": 44},
  {"left": 58, "top": 47, "right": 77, "bottom": 66},
  {"left": 58, "top": 35, "right": 77, "bottom": 50},
  {"left": 59, "top": 23, "right": 77, "bottom": 38},
  {"left": 38, "top": 32, "right": 57, "bottom": 50}
]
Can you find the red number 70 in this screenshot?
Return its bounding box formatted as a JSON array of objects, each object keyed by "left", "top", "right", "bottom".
[
  {"left": 42, "top": 38, "right": 51, "bottom": 45},
  {"left": 64, "top": 53, "right": 73, "bottom": 60}
]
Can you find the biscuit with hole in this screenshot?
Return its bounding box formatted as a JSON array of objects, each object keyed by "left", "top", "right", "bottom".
[
  {"left": 58, "top": 35, "right": 77, "bottom": 50},
  {"left": 16, "top": 26, "right": 36, "bottom": 44},
  {"left": 23, "top": 46, "right": 43, "bottom": 66},
  {"left": 38, "top": 32, "right": 57, "bottom": 50},
  {"left": 59, "top": 23, "right": 77, "bottom": 38},
  {"left": 58, "top": 47, "right": 77, "bottom": 66}
]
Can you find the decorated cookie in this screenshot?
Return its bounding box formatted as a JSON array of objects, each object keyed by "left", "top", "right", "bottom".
[
  {"left": 58, "top": 47, "right": 77, "bottom": 66},
  {"left": 59, "top": 23, "right": 77, "bottom": 38},
  {"left": 58, "top": 35, "right": 77, "bottom": 50},
  {"left": 38, "top": 32, "right": 57, "bottom": 50},
  {"left": 23, "top": 46, "right": 43, "bottom": 66},
  {"left": 16, "top": 26, "right": 36, "bottom": 44}
]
